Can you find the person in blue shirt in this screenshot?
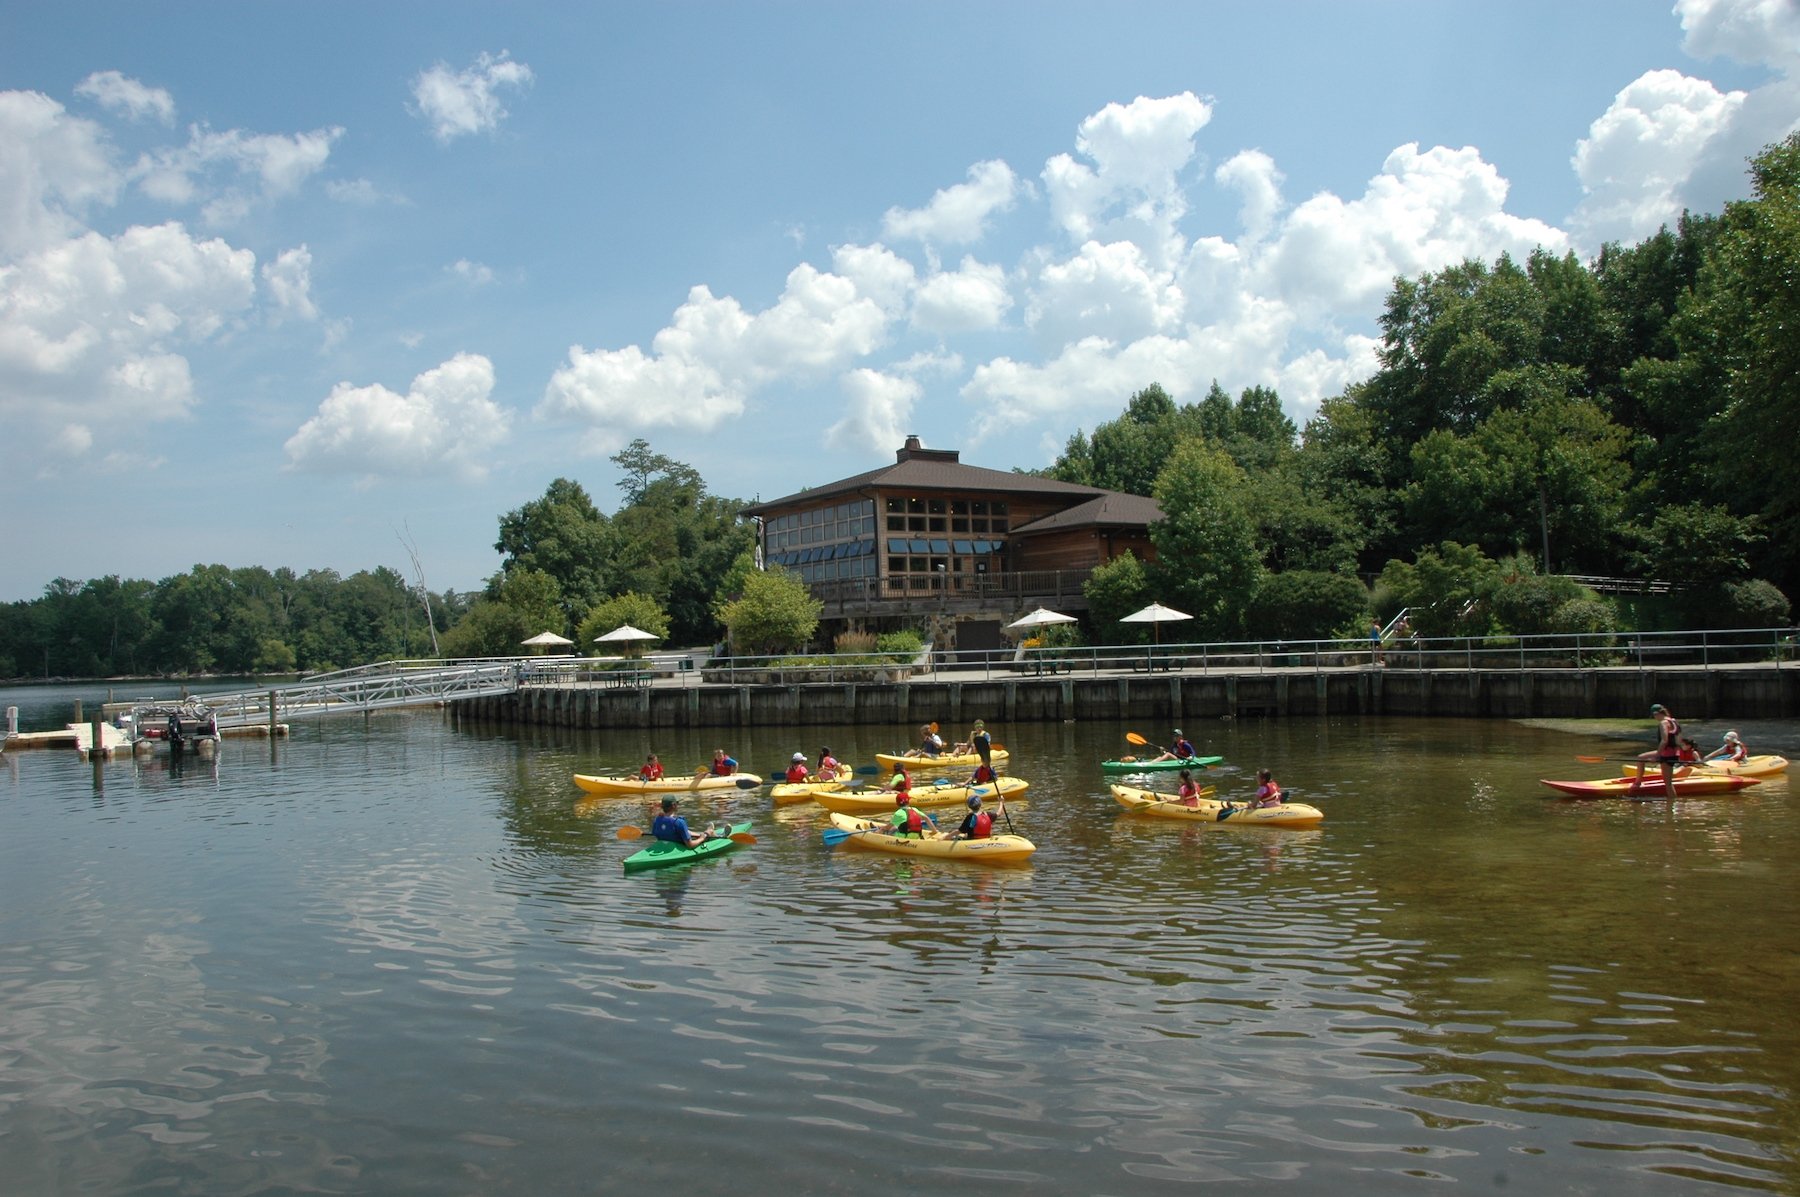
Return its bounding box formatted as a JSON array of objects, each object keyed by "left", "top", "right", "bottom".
[
  {"left": 651, "top": 797, "right": 717, "bottom": 848},
  {"left": 709, "top": 748, "right": 738, "bottom": 776}
]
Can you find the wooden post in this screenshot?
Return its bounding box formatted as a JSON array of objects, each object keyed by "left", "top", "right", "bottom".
[
  {"left": 268, "top": 690, "right": 278, "bottom": 738},
  {"left": 73, "top": 698, "right": 83, "bottom": 724},
  {"left": 90, "top": 714, "right": 106, "bottom": 760}
]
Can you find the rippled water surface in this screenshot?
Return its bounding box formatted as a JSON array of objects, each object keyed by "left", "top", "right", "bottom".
[{"left": 3, "top": 687, "right": 1797, "bottom": 1194}]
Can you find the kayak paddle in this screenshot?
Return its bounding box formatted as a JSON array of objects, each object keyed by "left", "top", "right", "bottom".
[{"left": 618, "top": 825, "right": 755, "bottom": 844}]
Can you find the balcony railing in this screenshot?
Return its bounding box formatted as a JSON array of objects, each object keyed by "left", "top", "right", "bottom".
[{"left": 805, "top": 568, "right": 1096, "bottom": 610}]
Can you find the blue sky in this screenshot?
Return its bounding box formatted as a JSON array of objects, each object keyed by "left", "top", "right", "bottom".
[{"left": 3, "top": 1, "right": 1795, "bottom": 603}]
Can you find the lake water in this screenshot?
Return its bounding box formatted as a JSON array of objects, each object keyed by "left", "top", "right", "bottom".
[{"left": 3, "top": 683, "right": 1798, "bottom": 1194}]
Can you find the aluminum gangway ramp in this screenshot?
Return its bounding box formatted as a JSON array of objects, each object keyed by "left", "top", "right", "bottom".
[{"left": 199, "top": 660, "right": 522, "bottom": 728}]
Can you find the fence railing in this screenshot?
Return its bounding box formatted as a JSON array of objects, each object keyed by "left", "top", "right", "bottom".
[{"left": 672, "top": 626, "right": 1799, "bottom": 684}]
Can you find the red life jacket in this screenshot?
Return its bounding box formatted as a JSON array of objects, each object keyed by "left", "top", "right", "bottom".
[
  {"left": 967, "top": 810, "right": 993, "bottom": 838},
  {"left": 896, "top": 806, "right": 924, "bottom": 834},
  {"left": 786, "top": 763, "right": 808, "bottom": 782}
]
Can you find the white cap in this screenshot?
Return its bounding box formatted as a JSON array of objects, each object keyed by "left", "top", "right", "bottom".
[
  {"left": 792, "top": 752, "right": 805, "bottom": 761},
  {"left": 1725, "top": 730, "right": 1740, "bottom": 742}
]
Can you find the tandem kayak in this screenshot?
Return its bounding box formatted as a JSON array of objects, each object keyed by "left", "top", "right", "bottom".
[
  {"left": 823, "top": 813, "right": 1036, "bottom": 863},
  {"left": 1615, "top": 754, "right": 1788, "bottom": 780},
  {"left": 874, "top": 749, "right": 1011, "bottom": 773},
  {"left": 768, "top": 767, "right": 856, "bottom": 804},
  {"left": 623, "top": 821, "right": 753, "bottom": 872},
  {"left": 1100, "top": 755, "right": 1224, "bottom": 772},
  {"left": 574, "top": 772, "right": 762, "bottom": 796},
  {"left": 1110, "top": 784, "right": 1324, "bottom": 828},
  {"left": 811, "top": 776, "right": 1030, "bottom": 815},
  {"left": 1540, "top": 774, "right": 1760, "bottom": 799}
]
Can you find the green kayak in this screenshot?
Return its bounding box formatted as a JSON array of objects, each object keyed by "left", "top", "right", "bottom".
[
  {"left": 622, "top": 821, "right": 753, "bottom": 873},
  {"left": 1100, "top": 755, "right": 1223, "bottom": 773}
]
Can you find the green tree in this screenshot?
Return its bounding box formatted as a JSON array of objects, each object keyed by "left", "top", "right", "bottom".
[
  {"left": 576, "top": 592, "right": 671, "bottom": 653},
  {"left": 495, "top": 478, "right": 612, "bottom": 617},
  {"left": 1082, "top": 551, "right": 1151, "bottom": 640},
  {"left": 1149, "top": 440, "right": 1264, "bottom": 638},
  {"left": 1376, "top": 542, "right": 1500, "bottom": 637},
  {"left": 715, "top": 568, "right": 821, "bottom": 656}
]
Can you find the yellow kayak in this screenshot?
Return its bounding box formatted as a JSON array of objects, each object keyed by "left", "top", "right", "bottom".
[
  {"left": 769, "top": 767, "right": 856, "bottom": 804},
  {"left": 573, "top": 771, "right": 761, "bottom": 796},
  {"left": 1616, "top": 754, "right": 1787, "bottom": 779},
  {"left": 1111, "top": 784, "right": 1324, "bottom": 828},
  {"left": 823, "top": 813, "right": 1036, "bottom": 863},
  {"left": 874, "top": 749, "right": 1010, "bottom": 773},
  {"left": 812, "top": 776, "right": 1029, "bottom": 815}
]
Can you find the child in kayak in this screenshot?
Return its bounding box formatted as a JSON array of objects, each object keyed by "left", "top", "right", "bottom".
[
  {"left": 785, "top": 752, "right": 810, "bottom": 783},
  {"left": 1250, "top": 769, "right": 1283, "bottom": 808},
  {"left": 889, "top": 791, "right": 939, "bottom": 838},
  {"left": 953, "top": 794, "right": 994, "bottom": 839},
  {"left": 709, "top": 749, "right": 738, "bottom": 776},
  {"left": 639, "top": 754, "right": 664, "bottom": 781},
  {"left": 1150, "top": 730, "right": 1197, "bottom": 763},
  {"left": 651, "top": 797, "right": 719, "bottom": 848},
  {"left": 817, "top": 746, "right": 841, "bottom": 778},
  {"left": 1176, "top": 769, "right": 1204, "bottom": 807},
  {"left": 1705, "top": 730, "right": 1749, "bottom": 763}
]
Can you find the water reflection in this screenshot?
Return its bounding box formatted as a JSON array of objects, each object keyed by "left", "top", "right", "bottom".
[{"left": 0, "top": 710, "right": 1795, "bottom": 1193}]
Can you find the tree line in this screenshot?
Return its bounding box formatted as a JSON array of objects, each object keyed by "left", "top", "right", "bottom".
[{"left": 3, "top": 135, "right": 1794, "bottom": 677}]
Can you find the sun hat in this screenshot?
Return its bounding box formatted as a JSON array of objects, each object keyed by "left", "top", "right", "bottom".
[
  {"left": 792, "top": 752, "right": 805, "bottom": 761},
  {"left": 1725, "top": 730, "right": 1741, "bottom": 742}
]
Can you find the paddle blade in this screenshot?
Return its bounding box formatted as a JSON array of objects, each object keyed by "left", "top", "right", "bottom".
[
  {"left": 735, "top": 776, "right": 761, "bottom": 789},
  {"left": 726, "top": 832, "right": 757, "bottom": 845},
  {"left": 821, "top": 827, "right": 854, "bottom": 846},
  {"left": 1575, "top": 755, "right": 1610, "bottom": 763},
  {"left": 1126, "top": 732, "right": 1149, "bottom": 746},
  {"left": 1215, "top": 806, "right": 1236, "bottom": 822},
  {"left": 616, "top": 826, "right": 645, "bottom": 840},
  {"left": 854, "top": 763, "right": 883, "bottom": 775}
]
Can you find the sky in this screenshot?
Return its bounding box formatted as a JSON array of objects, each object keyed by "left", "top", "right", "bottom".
[{"left": 2, "top": 1, "right": 1796, "bottom": 603}]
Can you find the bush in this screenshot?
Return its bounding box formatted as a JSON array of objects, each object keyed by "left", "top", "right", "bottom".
[
  {"left": 1247, "top": 570, "right": 1369, "bottom": 639},
  {"left": 1719, "top": 579, "right": 1791, "bottom": 628},
  {"left": 1551, "top": 598, "right": 1617, "bottom": 637},
  {"left": 875, "top": 630, "right": 923, "bottom": 655}
]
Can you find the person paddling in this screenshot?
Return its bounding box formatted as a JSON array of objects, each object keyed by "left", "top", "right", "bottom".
[
  {"left": 1150, "top": 729, "right": 1196, "bottom": 763},
  {"left": 1705, "top": 730, "right": 1749, "bottom": 764},
  {"left": 889, "top": 790, "right": 939, "bottom": 839},
  {"left": 638, "top": 753, "right": 664, "bottom": 781},
  {"left": 784, "top": 752, "right": 810, "bottom": 783},
  {"left": 651, "top": 797, "right": 719, "bottom": 848},
  {"left": 1176, "top": 768, "right": 1204, "bottom": 807},
  {"left": 953, "top": 794, "right": 994, "bottom": 840}
]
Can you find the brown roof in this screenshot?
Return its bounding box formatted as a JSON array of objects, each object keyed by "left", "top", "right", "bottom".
[
  {"left": 742, "top": 441, "right": 1107, "bottom": 515},
  {"left": 1008, "top": 492, "right": 1164, "bottom": 536}
]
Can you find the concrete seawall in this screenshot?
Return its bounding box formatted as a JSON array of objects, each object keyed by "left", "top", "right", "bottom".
[{"left": 453, "top": 665, "right": 1800, "bottom": 730}]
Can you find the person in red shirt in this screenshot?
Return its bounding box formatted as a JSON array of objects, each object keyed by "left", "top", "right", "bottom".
[
  {"left": 638, "top": 754, "right": 664, "bottom": 781},
  {"left": 785, "top": 752, "right": 810, "bottom": 784}
]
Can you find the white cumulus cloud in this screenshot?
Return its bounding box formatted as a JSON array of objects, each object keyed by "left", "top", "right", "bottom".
[
  {"left": 284, "top": 352, "right": 510, "bottom": 481},
  {"left": 0, "top": 90, "right": 120, "bottom": 257},
  {"left": 912, "top": 257, "right": 1012, "bottom": 335},
  {"left": 134, "top": 123, "right": 342, "bottom": 224},
  {"left": 1042, "top": 92, "right": 1212, "bottom": 263},
  {"left": 882, "top": 159, "right": 1020, "bottom": 247},
  {"left": 539, "top": 261, "right": 896, "bottom": 445},
  {"left": 1570, "top": 69, "right": 1746, "bottom": 246},
  {"left": 1026, "top": 239, "right": 1183, "bottom": 346},
  {"left": 74, "top": 71, "right": 175, "bottom": 124},
  {"left": 826, "top": 368, "right": 922, "bottom": 452},
  {"left": 262, "top": 245, "right": 318, "bottom": 324},
  {"left": 411, "top": 51, "right": 534, "bottom": 144}
]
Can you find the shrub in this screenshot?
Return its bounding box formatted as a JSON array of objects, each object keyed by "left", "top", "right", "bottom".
[
  {"left": 1719, "top": 579, "right": 1791, "bottom": 628},
  {"left": 1247, "top": 570, "right": 1369, "bottom": 639},
  {"left": 875, "top": 630, "right": 923, "bottom": 655},
  {"left": 834, "top": 631, "right": 877, "bottom": 654}
]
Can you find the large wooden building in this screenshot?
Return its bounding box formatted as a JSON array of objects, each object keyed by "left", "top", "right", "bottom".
[{"left": 742, "top": 436, "right": 1162, "bottom": 652}]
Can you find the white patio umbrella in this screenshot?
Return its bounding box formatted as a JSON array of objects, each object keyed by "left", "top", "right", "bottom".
[
  {"left": 595, "top": 624, "right": 661, "bottom": 657},
  {"left": 1007, "top": 607, "right": 1078, "bottom": 631},
  {"left": 1120, "top": 602, "right": 1193, "bottom": 644},
  {"left": 594, "top": 625, "right": 660, "bottom": 644},
  {"left": 520, "top": 631, "right": 574, "bottom": 651}
]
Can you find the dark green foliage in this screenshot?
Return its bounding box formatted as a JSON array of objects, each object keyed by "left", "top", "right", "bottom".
[{"left": 1247, "top": 570, "right": 1369, "bottom": 640}]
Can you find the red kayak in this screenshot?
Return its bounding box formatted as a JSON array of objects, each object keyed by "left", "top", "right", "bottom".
[{"left": 1540, "top": 774, "right": 1760, "bottom": 799}]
